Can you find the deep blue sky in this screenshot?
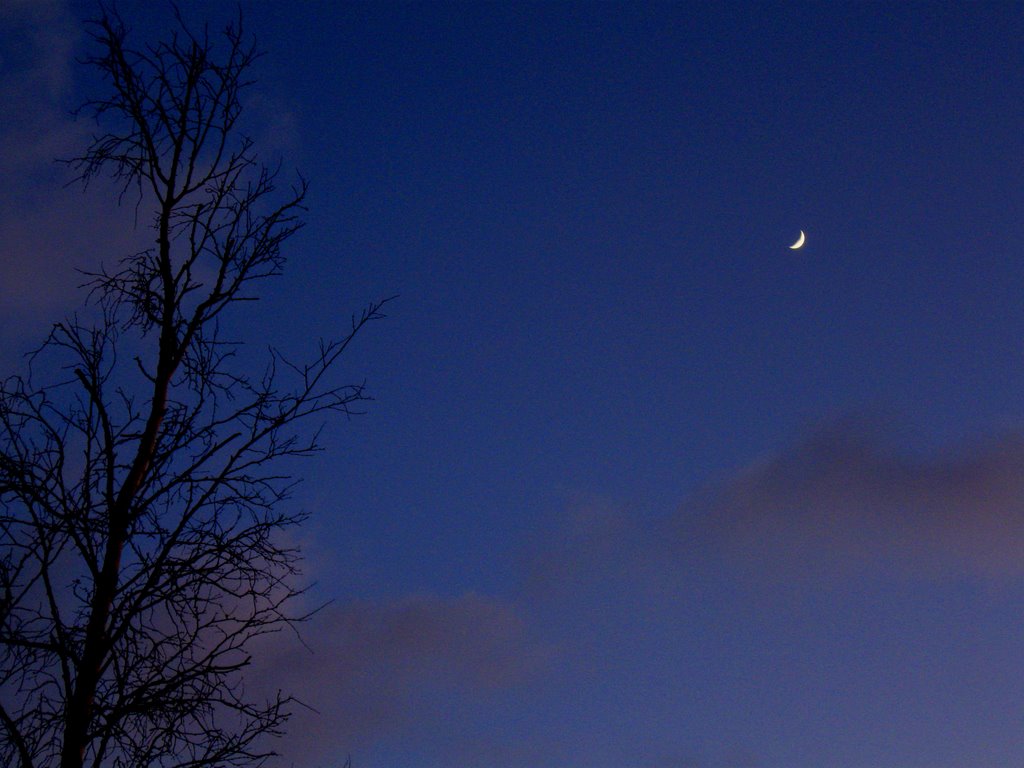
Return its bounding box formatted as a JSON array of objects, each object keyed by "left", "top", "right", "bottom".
[{"left": 5, "top": 2, "right": 1024, "bottom": 766}]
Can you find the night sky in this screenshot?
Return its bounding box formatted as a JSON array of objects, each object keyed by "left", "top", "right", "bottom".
[{"left": 3, "top": 2, "right": 1024, "bottom": 766}]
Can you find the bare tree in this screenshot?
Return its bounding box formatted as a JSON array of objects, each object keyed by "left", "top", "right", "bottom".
[{"left": 0, "top": 8, "right": 386, "bottom": 768}]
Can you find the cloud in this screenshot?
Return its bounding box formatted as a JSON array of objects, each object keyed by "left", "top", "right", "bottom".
[
  {"left": 533, "top": 417, "right": 1024, "bottom": 590},
  {"left": 525, "top": 492, "right": 648, "bottom": 595},
  {"left": 684, "top": 419, "right": 1024, "bottom": 582},
  {"left": 253, "top": 592, "right": 542, "bottom": 765},
  {"left": 0, "top": 0, "right": 145, "bottom": 344},
  {"left": 0, "top": 0, "right": 78, "bottom": 171},
  {"left": 0, "top": 3, "right": 307, "bottom": 361},
  {"left": 510, "top": 417, "right": 1024, "bottom": 765}
]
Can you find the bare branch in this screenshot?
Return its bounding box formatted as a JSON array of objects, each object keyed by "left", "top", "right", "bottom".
[{"left": 1, "top": 7, "right": 388, "bottom": 768}]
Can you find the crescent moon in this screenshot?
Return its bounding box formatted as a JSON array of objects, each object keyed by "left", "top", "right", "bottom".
[{"left": 789, "top": 230, "right": 806, "bottom": 250}]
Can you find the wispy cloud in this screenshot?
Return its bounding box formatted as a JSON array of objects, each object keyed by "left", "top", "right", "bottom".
[
  {"left": 0, "top": 0, "right": 78, "bottom": 170},
  {"left": 533, "top": 417, "right": 1024, "bottom": 589},
  {"left": 0, "top": 2, "right": 147, "bottom": 348},
  {"left": 255, "top": 592, "right": 542, "bottom": 765},
  {"left": 0, "top": 2, "right": 310, "bottom": 362},
  {"left": 509, "top": 417, "right": 1024, "bottom": 766},
  {"left": 685, "top": 419, "right": 1024, "bottom": 582}
]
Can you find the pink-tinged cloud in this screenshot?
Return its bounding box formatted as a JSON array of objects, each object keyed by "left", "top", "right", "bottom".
[
  {"left": 0, "top": 3, "right": 305, "bottom": 362},
  {"left": 532, "top": 419, "right": 1024, "bottom": 590},
  {"left": 0, "top": 2, "right": 152, "bottom": 339},
  {"left": 681, "top": 420, "right": 1024, "bottom": 582},
  {"left": 253, "top": 592, "right": 541, "bottom": 764}
]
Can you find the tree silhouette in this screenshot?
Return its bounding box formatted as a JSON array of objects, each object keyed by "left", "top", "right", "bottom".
[{"left": 0, "top": 8, "right": 386, "bottom": 768}]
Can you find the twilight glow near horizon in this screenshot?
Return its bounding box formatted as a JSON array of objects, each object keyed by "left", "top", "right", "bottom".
[{"left": 3, "top": 1, "right": 1024, "bottom": 766}]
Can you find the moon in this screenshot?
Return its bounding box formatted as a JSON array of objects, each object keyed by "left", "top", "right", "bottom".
[{"left": 789, "top": 230, "right": 806, "bottom": 250}]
